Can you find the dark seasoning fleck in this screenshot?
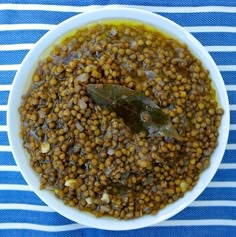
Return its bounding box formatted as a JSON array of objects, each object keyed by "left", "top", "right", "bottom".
[{"left": 18, "top": 21, "right": 224, "bottom": 219}]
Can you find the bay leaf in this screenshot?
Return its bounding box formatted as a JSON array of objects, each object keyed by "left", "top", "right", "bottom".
[{"left": 86, "top": 84, "right": 180, "bottom": 139}]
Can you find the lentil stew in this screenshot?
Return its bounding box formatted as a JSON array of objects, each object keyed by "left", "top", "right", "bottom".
[{"left": 18, "top": 20, "right": 223, "bottom": 219}]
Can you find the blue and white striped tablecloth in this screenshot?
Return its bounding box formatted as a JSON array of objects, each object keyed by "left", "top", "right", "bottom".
[{"left": 0, "top": 0, "right": 236, "bottom": 236}]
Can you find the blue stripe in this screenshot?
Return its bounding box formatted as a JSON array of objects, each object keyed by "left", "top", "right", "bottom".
[
  {"left": 171, "top": 206, "right": 236, "bottom": 220},
  {"left": 0, "top": 207, "right": 235, "bottom": 226},
  {"left": 0, "top": 190, "right": 44, "bottom": 205},
  {"left": 0, "top": 91, "right": 9, "bottom": 105},
  {"left": 0, "top": 0, "right": 234, "bottom": 6},
  {"left": 228, "top": 91, "right": 236, "bottom": 104},
  {"left": 0, "top": 30, "right": 47, "bottom": 44},
  {"left": 0, "top": 132, "right": 8, "bottom": 145},
  {"left": 209, "top": 52, "right": 236, "bottom": 66},
  {"left": 213, "top": 169, "right": 236, "bottom": 182},
  {"left": 0, "top": 50, "right": 28, "bottom": 65},
  {"left": 192, "top": 32, "right": 236, "bottom": 46},
  {"left": 1, "top": 226, "right": 236, "bottom": 237},
  {"left": 0, "top": 71, "right": 16, "bottom": 85},
  {"left": 0, "top": 152, "right": 16, "bottom": 165},
  {"left": 197, "top": 187, "right": 236, "bottom": 201},
  {"left": 0, "top": 10, "right": 76, "bottom": 24},
  {"left": 0, "top": 11, "right": 235, "bottom": 27},
  {"left": 223, "top": 150, "right": 236, "bottom": 163},
  {"left": 0, "top": 172, "right": 27, "bottom": 184},
  {"left": 227, "top": 130, "right": 236, "bottom": 144},
  {"left": 160, "top": 12, "right": 236, "bottom": 27},
  {"left": 0, "top": 111, "right": 6, "bottom": 125},
  {"left": 222, "top": 72, "right": 236, "bottom": 85},
  {"left": 230, "top": 111, "right": 236, "bottom": 124},
  {"left": 0, "top": 210, "right": 74, "bottom": 225}
]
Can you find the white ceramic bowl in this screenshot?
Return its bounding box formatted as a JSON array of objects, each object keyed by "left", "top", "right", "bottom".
[{"left": 7, "top": 7, "right": 230, "bottom": 230}]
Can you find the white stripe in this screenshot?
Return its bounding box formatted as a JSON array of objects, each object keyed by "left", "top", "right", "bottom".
[
  {"left": 0, "top": 145, "right": 11, "bottom": 152},
  {"left": 0, "top": 44, "right": 33, "bottom": 51},
  {"left": 230, "top": 124, "right": 236, "bottom": 130},
  {"left": 227, "top": 144, "right": 236, "bottom": 150},
  {"left": 219, "top": 163, "right": 236, "bottom": 169},
  {"left": 0, "top": 24, "right": 236, "bottom": 33},
  {"left": 0, "top": 105, "right": 8, "bottom": 111},
  {"left": 0, "top": 184, "right": 31, "bottom": 191},
  {"left": 0, "top": 223, "right": 84, "bottom": 231},
  {"left": 0, "top": 64, "right": 20, "bottom": 71},
  {"left": 0, "top": 4, "right": 236, "bottom": 13},
  {"left": 156, "top": 219, "right": 236, "bottom": 227},
  {"left": 0, "top": 24, "right": 54, "bottom": 31},
  {"left": 0, "top": 44, "right": 235, "bottom": 52},
  {"left": 0, "top": 219, "right": 235, "bottom": 230},
  {"left": 191, "top": 200, "right": 236, "bottom": 207},
  {"left": 0, "top": 165, "right": 18, "bottom": 171},
  {"left": 0, "top": 125, "right": 7, "bottom": 131},
  {"left": 185, "top": 26, "right": 236, "bottom": 33},
  {"left": 0, "top": 203, "right": 54, "bottom": 212},
  {"left": 206, "top": 46, "right": 236, "bottom": 52},
  {"left": 218, "top": 65, "right": 236, "bottom": 71},
  {"left": 0, "top": 85, "right": 12, "bottom": 90},
  {"left": 208, "top": 182, "right": 236, "bottom": 188},
  {"left": 230, "top": 105, "right": 236, "bottom": 110},
  {"left": 0, "top": 3, "right": 99, "bottom": 12},
  {"left": 226, "top": 85, "right": 236, "bottom": 91}
]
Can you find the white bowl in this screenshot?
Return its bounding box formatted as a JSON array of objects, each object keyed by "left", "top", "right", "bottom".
[{"left": 7, "top": 7, "right": 230, "bottom": 231}]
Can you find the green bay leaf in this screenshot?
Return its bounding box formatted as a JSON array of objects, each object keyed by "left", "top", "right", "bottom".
[{"left": 86, "top": 84, "right": 180, "bottom": 139}]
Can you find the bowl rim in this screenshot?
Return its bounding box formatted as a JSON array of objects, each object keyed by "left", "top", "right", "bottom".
[{"left": 7, "top": 7, "right": 230, "bottom": 231}]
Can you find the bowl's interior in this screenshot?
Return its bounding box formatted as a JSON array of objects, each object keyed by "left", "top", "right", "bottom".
[{"left": 7, "top": 7, "right": 230, "bottom": 230}]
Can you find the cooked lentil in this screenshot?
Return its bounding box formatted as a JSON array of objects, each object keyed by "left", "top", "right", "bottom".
[{"left": 19, "top": 20, "right": 223, "bottom": 219}]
